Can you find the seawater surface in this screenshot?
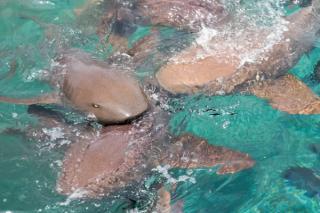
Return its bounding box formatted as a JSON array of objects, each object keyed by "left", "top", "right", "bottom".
[{"left": 1, "top": 0, "right": 320, "bottom": 212}]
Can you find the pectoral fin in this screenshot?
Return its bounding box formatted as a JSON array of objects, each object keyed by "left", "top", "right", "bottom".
[
  {"left": 162, "top": 134, "right": 254, "bottom": 174},
  {"left": 250, "top": 74, "right": 320, "bottom": 114},
  {"left": 171, "top": 200, "right": 184, "bottom": 213},
  {"left": 0, "top": 93, "right": 61, "bottom": 105},
  {"left": 155, "top": 187, "right": 172, "bottom": 213},
  {"left": 155, "top": 187, "right": 184, "bottom": 213}
]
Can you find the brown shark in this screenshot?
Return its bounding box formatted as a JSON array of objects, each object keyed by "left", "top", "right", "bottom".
[
  {"left": 95, "top": 0, "right": 320, "bottom": 115},
  {"left": 0, "top": 49, "right": 149, "bottom": 124},
  {"left": 156, "top": 2, "right": 320, "bottom": 94},
  {"left": 155, "top": 1, "right": 320, "bottom": 114},
  {"left": 57, "top": 109, "right": 254, "bottom": 200}
]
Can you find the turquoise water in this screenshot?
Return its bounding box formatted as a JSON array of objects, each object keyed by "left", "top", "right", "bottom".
[{"left": 1, "top": 0, "right": 320, "bottom": 212}]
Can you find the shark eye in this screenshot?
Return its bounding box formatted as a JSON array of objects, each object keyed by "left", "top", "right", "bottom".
[{"left": 92, "top": 104, "right": 100, "bottom": 108}]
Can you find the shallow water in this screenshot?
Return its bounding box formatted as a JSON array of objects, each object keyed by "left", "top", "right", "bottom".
[{"left": 1, "top": 0, "right": 320, "bottom": 212}]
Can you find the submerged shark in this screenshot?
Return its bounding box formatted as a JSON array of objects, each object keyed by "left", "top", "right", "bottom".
[
  {"left": 96, "top": 0, "right": 320, "bottom": 115},
  {"left": 57, "top": 107, "right": 254, "bottom": 211},
  {"left": 283, "top": 167, "right": 320, "bottom": 197}
]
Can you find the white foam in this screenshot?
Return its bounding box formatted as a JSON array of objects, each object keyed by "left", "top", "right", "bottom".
[
  {"left": 11, "top": 113, "right": 18, "bottom": 118},
  {"left": 222, "top": 120, "right": 230, "bottom": 129},
  {"left": 195, "top": 27, "right": 218, "bottom": 53},
  {"left": 126, "top": 208, "right": 139, "bottom": 213},
  {"left": 36, "top": 0, "right": 55, "bottom": 6},
  {"left": 86, "top": 112, "right": 97, "bottom": 120},
  {"left": 25, "top": 68, "right": 48, "bottom": 82},
  {"left": 42, "top": 127, "right": 65, "bottom": 141},
  {"left": 177, "top": 0, "right": 290, "bottom": 68},
  {"left": 59, "top": 188, "right": 89, "bottom": 206},
  {"left": 152, "top": 165, "right": 196, "bottom": 184}
]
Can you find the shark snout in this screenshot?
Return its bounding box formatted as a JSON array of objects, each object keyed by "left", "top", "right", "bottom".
[{"left": 116, "top": 101, "right": 149, "bottom": 121}]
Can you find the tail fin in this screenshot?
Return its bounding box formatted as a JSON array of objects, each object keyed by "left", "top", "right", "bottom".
[{"left": 0, "top": 93, "right": 61, "bottom": 105}]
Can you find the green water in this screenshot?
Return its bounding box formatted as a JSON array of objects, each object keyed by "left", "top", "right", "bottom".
[{"left": 1, "top": 0, "right": 320, "bottom": 212}]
